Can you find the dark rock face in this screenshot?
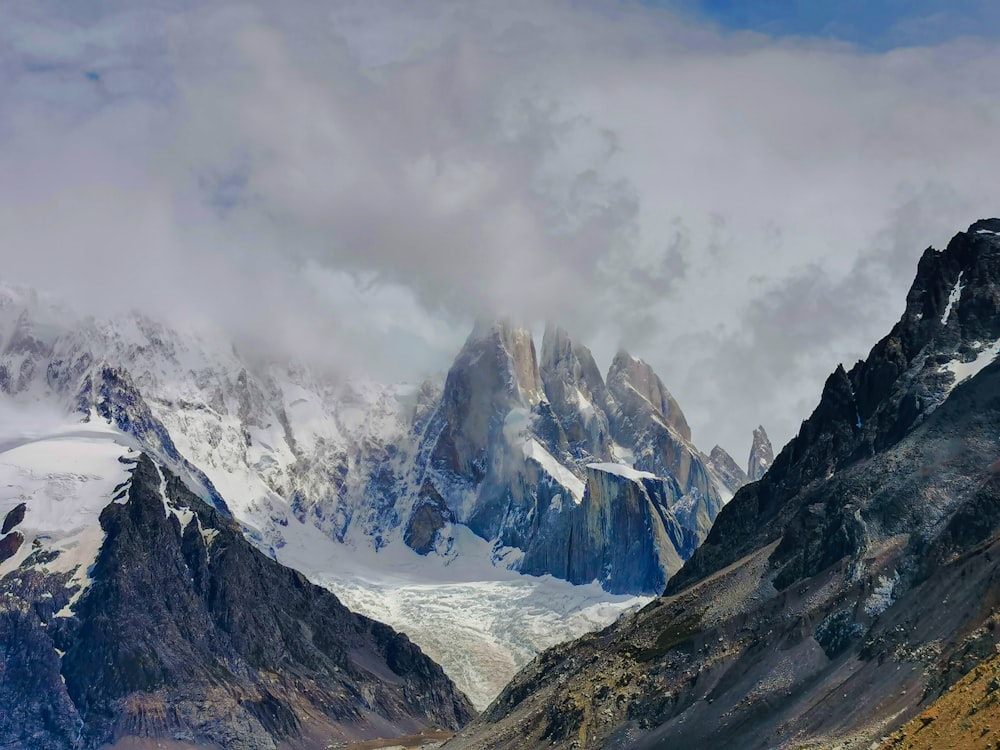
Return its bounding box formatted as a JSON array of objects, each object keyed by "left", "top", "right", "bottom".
[
  {"left": 2, "top": 502, "right": 26, "bottom": 534},
  {"left": 672, "top": 222, "right": 1000, "bottom": 595},
  {"left": 0, "top": 572, "right": 83, "bottom": 750},
  {"left": 448, "top": 221, "right": 1000, "bottom": 749},
  {"left": 0, "top": 530, "right": 23, "bottom": 562},
  {"left": 746, "top": 424, "right": 773, "bottom": 481},
  {"left": 404, "top": 482, "right": 454, "bottom": 555},
  {"left": 520, "top": 466, "right": 691, "bottom": 595},
  {"left": 0, "top": 455, "right": 474, "bottom": 750}
]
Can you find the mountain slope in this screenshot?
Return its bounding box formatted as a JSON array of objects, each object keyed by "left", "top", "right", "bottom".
[
  {"left": 447, "top": 219, "right": 1000, "bottom": 749},
  {"left": 0, "top": 440, "right": 473, "bottom": 750}
]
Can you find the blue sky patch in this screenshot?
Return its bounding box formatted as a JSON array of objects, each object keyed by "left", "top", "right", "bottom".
[{"left": 667, "top": 0, "right": 1000, "bottom": 48}]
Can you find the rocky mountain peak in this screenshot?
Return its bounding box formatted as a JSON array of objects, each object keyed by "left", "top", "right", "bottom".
[
  {"left": 461, "top": 318, "right": 544, "bottom": 406},
  {"left": 606, "top": 349, "right": 691, "bottom": 442},
  {"left": 671, "top": 218, "right": 1000, "bottom": 594},
  {"left": 707, "top": 444, "right": 749, "bottom": 497},
  {"left": 432, "top": 320, "right": 543, "bottom": 475},
  {"left": 747, "top": 424, "right": 773, "bottom": 481},
  {"left": 539, "top": 324, "right": 613, "bottom": 459}
]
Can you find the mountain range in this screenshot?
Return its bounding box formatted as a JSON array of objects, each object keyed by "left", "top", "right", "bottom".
[
  {"left": 0, "top": 275, "right": 771, "bottom": 735},
  {"left": 449, "top": 219, "right": 1000, "bottom": 748},
  {"left": 0, "top": 289, "right": 766, "bottom": 599},
  {"left": 11, "top": 213, "right": 995, "bottom": 750}
]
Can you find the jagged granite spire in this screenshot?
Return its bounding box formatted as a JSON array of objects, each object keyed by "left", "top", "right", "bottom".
[
  {"left": 746, "top": 424, "right": 773, "bottom": 481},
  {"left": 432, "top": 318, "right": 546, "bottom": 481},
  {"left": 539, "top": 323, "right": 614, "bottom": 460},
  {"left": 606, "top": 350, "right": 691, "bottom": 441}
]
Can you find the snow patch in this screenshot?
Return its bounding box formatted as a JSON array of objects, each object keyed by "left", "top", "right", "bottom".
[
  {"left": 524, "top": 439, "right": 585, "bottom": 502},
  {"left": 0, "top": 398, "right": 136, "bottom": 614},
  {"left": 941, "top": 272, "right": 964, "bottom": 325},
  {"left": 503, "top": 407, "right": 585, "bottom": 502},
  {"left": 939, "top": 340, "right": 1000, "bottom": 393},
  {"left": 586, "top": 462, "right": 657, "bottom": 481}
]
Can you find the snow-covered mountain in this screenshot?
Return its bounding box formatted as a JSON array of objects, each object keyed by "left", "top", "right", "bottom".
[
  {"left": 0, "top": 287, "right": 753, "bottom": 704},
  {"left": 0, "top": 411, "right": 473, "bottom": 748},
  {"left": 0, "top": 291, "right": 742, "bottom": 592}
]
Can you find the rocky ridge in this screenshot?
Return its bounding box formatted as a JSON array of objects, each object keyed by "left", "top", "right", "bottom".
[{"left": 0, "top": 453, "right": 473, "bottom": 750}]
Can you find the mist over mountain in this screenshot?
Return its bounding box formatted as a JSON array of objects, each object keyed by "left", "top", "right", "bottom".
[
  {"left": 3, "top": 0, "right": 1000, "bottom": 456},
  {"left": 3, "top": 2, "right": 1000, "bottom": 749}
]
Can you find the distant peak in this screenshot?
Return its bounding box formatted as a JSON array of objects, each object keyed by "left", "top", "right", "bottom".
[
  {"left": 612, "top": 347, "right": 639, "bottom": 365},
  {"left": 607, "top": 349, "right": 691, "bottom": 442},
  {"left": 469, "top": 316, "right": 516, "bottom": 341},
  {"left": 747, "top": 425, "right": 774, "bottom": 481}
]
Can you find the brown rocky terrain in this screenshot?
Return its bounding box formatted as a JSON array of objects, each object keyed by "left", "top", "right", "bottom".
[{"left": 879, "top": 643, "right": 1000, "bottom": 750}]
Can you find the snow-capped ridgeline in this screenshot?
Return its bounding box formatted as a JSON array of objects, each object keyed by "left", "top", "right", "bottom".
[
  {"left": 0, "top": 288, "right": 658, "bottom": 705},
  {"left": 0, "top": 284, "right": 414, "bottom": 546},
  {"left": 0, "top": 284, "right": 782, "bottom": 703},
  {"left": 0, "top": 288, "right": 759, "bottom": 586}
]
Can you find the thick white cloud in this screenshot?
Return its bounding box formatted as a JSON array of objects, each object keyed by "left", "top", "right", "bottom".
[{"left": 1, "top": 0, "right": 998, "bottom": 458}]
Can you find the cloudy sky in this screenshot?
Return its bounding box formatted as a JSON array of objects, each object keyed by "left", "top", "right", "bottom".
[{"left": 1, "top": 0, "right": 999, "bottom": 459}]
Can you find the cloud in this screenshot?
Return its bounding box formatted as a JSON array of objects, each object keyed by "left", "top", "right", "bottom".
[{"left": 0, "top": 0, "right": 999, "bottom": 457}]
